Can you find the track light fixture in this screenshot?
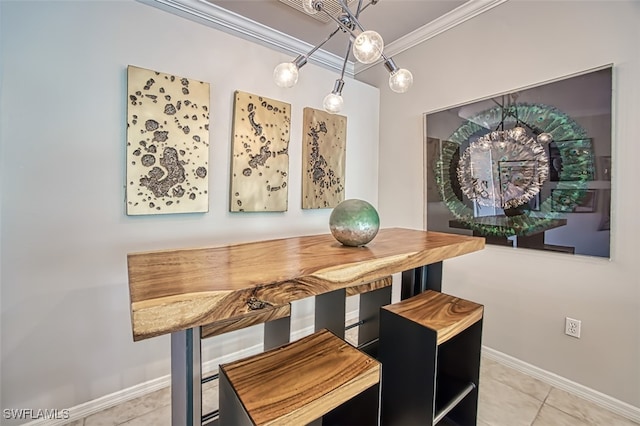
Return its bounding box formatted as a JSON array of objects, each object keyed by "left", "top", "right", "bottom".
[{"left": 273, "top": 0, "right": 413, "bottom": 113}]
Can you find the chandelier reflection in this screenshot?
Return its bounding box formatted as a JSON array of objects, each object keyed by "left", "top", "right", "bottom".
[
  {"left": 273, "top": 0, "right": 413, "bottom": 113},
  {"left": 457, "top": 128, "right": 549, "bottom": 211},
  {"left": 456, "top": 97, "right": 551, "bottom": 214}
]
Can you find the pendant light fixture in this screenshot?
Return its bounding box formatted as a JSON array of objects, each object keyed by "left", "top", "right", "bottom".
[{"left": 273, "top": 0, "right": 413, "bottom": 113}]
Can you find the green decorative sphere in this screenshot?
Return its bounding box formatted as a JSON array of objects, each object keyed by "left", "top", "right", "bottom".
[{"left": 329, "top": 199, "right": 380, "bottom": 246}]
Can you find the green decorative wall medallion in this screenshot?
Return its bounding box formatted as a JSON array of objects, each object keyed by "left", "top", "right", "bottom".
[
  {"left": 436, "top": 102, "right": 591, "bottom": 238},
  {"left": 426, "top": 66, "right": 612, "bottom": 258}
]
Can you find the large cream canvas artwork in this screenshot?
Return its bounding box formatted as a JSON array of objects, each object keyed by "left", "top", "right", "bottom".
[
  {"left": 230, "top": 91, "right": 291, "bottom": 212},
  {"left": 301, "top": 107, "right": 346, "bottom": 209},
  {"left": 126, "top": 65, "right": 210, "bottom": 215}
]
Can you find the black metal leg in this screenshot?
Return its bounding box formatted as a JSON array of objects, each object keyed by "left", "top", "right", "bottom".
[
  {"left": 425, "top": 261, "right": 443, "bottom": 292},
  {"left": 264, "top": 316, "right": 290, "bottom": 350},
  {"left": 171, "top": 327, "right": 202, "bottom": 426},
  {"left": 401, "top": 266, "right": 424, "bottom": 299},
  {"left": 401, "top": 262, "right": 443, "bottom": 299},
  {"left": 357, "top": 286, "right": 392, "bottom": 350},
  {"left": 437, "top": 321, "right": 482, "bottom": 425},
  {"left": 315, "top": 289, "right": 346, "bottom": 338},
  {"left": 380, "top": 311, "right": 437, "bottom": 425}
]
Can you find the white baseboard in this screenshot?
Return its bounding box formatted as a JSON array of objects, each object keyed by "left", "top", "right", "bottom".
[
  {"left": 21, "top": 374, "right": 170, "bottom": 426},
  {"left": 32, "top": 317, "right": 639, "bottom": 426},
  {"left": 22, "top": 312, "right": 354, "bottom": 426},
  {"left": 482, "top": 346, "right": 640, "bottom": 423},
  {"left": 21, "top": 342, "right": 264, "bottom": 426}
]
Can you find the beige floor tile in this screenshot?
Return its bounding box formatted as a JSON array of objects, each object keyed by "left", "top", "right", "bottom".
[
  {"left": 118, "top": 404, "right": 171, "bottom": 426},
  {"left": 532, "top": 404, "right": 589, "bottom": 426},
  {"left": 84, "top": 387, "right": 170, "bottom": 426},
  {"left": 202, "top": 377, "right": 220, "bottom": 416},
  {"left": 73, "top": 358, "right": 639, "bottom": 426},
  {"left": 545, "top": 388, "right": 640, "bottom": 426},
  {"left": 478, "top": 375, "right": 543, "bottom": 426},
  {"left": 345, "top": 324, "right": 358, "bottom": 346},
  {"left": 481, "top": 357, "right": 552, "bottom": 401}
]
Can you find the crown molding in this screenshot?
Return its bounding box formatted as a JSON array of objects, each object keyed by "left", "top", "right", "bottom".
[
  {"left": 354, "top": 0, "right": 509, "bottom": 74},
  {"left": 137, "top": 0, "right": 355, "bottom": 77},
  {"left": 137, "top": 0, "right": 508, "bottom": 78}
]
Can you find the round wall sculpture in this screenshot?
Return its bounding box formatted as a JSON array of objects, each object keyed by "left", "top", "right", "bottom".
[
  {"left": 456, "top": 127, "right": 549, "bottom": 210},
  {"left": 435, "top": 103, "right": 592, "bottom": 237},
  {"left": 329, "top": 199, "right": 380, "bottom": 246}
]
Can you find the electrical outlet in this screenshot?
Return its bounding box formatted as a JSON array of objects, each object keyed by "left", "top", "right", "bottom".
[{"left": 565, "top": 317, "right": 581, "bottom": 338}]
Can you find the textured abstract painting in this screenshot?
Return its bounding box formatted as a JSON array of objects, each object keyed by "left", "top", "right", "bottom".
[
  {"left": 301, "top": 107, "right": 346, "bottom": 209},
  {"left": 126, "top": 65, "right": 210, "bottom": 215},
  {"left": 230, "top": 91, "right": 290, "bottom": 212}
]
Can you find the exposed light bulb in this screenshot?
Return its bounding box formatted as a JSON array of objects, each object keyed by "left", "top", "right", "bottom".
[
  {"left": 511, "top": 126, "right": 526, "bottom": 139},
  {"left": 273, "top": 62, "right": 299, "bottom": 88},
  {"left": 389, "top": 68, "right": 413, "bottom": 93},
  {"left": 302, "top": 0, "right": 318, "bottom": 14},
  {"left": 352, "top": 30, "right": 384, "bottom": 64},
  {"left": 537, "top": 132, "right": 553, "bottom": 144},
  {"left": 323, "top": 93, "right": 343, "bottom": 114}
]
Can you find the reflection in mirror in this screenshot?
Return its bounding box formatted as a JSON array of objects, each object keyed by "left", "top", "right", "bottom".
[{"left": 425, "top": 66, "right": 612, "bottom": 258}]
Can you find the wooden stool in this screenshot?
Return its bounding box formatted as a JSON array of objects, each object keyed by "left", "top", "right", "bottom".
[
  {"left": 379, "top": 290, "right": 483, "bottom": 426},
  {"left": 199, "top": 303, "right": 292, "bottom": 423},
  {"left": 219, "top": 329, "right": 381, "bottom": 425}
]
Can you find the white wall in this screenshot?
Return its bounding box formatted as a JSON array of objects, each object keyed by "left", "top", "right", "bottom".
[
  {"left": 359, "top": 0, "right": 639, "bottom": 408},
  {"left": 0, "top": 0, "right": 379, "bottom": 418}
]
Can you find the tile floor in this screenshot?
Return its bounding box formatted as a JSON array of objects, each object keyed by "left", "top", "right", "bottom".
[{"left": 66, "top": 341, "right": 639, "bottom": 426}]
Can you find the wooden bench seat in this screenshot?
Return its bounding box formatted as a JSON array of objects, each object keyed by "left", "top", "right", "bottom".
[
  {"left": 380, "top": 290, "right": 484, "bottom": 425},
  {"left": 219, "top": 329, "right": 381, "bottom": 425}
]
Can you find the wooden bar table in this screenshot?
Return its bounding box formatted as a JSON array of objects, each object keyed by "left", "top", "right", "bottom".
[{"left": 127, "top": 227, "right": 485, "bottom": 425}]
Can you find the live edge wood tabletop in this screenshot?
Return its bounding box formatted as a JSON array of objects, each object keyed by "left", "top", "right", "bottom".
[{"left": 127, "top": 227, "right": 485, "bottom": 342}]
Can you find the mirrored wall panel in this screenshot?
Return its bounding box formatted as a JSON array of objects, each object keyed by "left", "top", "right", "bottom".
[{"left": 425, "top": 67, "right": 612, "bottom": 257}]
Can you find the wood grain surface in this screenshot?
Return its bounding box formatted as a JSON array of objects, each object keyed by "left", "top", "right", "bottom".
[
  {"left": 345, "top": 275, "right": 393, "bottom": 297},
  {"left": 200, "top": 303, "right": 291, "bottom": 340},
  {"left": 220, "top": 329, "right": 380, "bottom": 425},
  {"left": 382, "top": 290, "right": 483, "bottom": 345},
  {"left": 127, "top": 228, "right": 484, "bottom": 341}
]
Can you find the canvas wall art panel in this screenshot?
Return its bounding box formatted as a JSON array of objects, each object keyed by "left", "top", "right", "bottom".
[
  {"left": 230, "top": 91, "right": 290, "bottom": 212},
  {"left": 301, "top": 107, "right": 347, "bottom": 209},
  {"left": 126, "top": 65, "right": 210, "bottom": 215}
]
